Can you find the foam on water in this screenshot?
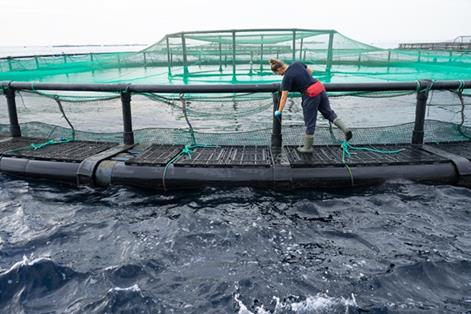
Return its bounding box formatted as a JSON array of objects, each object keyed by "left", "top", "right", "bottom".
[{"left": 235, "top": 293, "right": 358, "bottom": 314}]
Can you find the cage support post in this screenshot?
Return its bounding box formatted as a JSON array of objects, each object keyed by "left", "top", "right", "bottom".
[
  {"left": 218, "top": 37, "right": 223, "bottom": 72},
  {"left": 412, "top": 80, "right": 431, "bottom": 145},
  {"left": 292, "top": 30, "right": 296, "bottom": 62},
  {"left": 121, "top": 91, "right": 134, "bottom": 145},
  {"left": 271, "top": 91, "right": 282, "bottom": 148},
  {"left": 260, "top": 35, "right": 264, "bottom": 73},
  {"left": 34, "top": 56, "right": 40, "bottom": 69},
  {"left": 232, "top": 31, "right": 236, "bottom": 78},
  {"left": 299, "top": 37, "right": 304, "bottom": 60},
  {"left": 165, "top": 36, "right": 171, "bottom": 75},
  {"left": 5, "top": 87, "right": 21, "bottom": 137},
  {"left": 7, "top": 57, "right": 12, "bottom": 71},
  {"left": 326, "top": 31, "right": 334, "bottom": 75},
  {"left": 181, "top": 33, "right": 189, "bottom": 75}
]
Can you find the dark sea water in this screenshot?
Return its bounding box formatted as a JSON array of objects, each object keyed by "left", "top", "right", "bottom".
[{"left": 0, "top": 176, "right": 471, "bottom": 313}]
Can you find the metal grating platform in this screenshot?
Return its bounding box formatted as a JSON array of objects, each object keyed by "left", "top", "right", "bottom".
[
  {"left": 431, "top": 141, "right": 471, "bottom": 160},
  {"left": 0, "top": 137, "right": 44, "bottom": 154},
  {"left": 285, "top": 144, "right": 449, "bottom": 168},
  {"left": 126, "top": 145, "right": 273, "bottom": 167},
  {"left": 1, "top": 138, "right": 117, "bottom": 163}
]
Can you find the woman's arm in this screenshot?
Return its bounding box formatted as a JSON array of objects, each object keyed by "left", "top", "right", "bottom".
[{"left": 278, "top": 90, "right": 289, "bottom": 112}]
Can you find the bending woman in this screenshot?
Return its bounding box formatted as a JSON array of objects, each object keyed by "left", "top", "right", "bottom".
[{"left": 270, "top": 58, "right": 352, "bottom": 153}]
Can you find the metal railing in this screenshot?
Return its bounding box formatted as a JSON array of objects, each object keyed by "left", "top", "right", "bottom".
[
  {"left": 399, "top": 42, "right": 471, "bottom": 51},
  {"left": 1, "top": 80, "right": 471, "bottom": 147}
]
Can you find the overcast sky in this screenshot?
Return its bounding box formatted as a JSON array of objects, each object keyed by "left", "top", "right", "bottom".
[{"left": 2, "top": 0, "right": 470, "bottom": 48}]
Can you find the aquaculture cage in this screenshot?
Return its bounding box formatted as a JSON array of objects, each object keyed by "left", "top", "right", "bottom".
[{"left": 1, "top": 29, "right": 471, "bottom": 189}]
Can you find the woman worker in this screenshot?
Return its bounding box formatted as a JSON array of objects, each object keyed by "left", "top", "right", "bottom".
[{"left": 269, "top": 58, "right": 352, "bottom": 153}]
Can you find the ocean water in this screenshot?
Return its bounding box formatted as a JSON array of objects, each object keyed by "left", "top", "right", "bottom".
[
  {"left": 1, "top": 46, "right": 471, "bottom": 313},
  {"left": 0, "top": 177, "right": 471, "bottom": 313}
]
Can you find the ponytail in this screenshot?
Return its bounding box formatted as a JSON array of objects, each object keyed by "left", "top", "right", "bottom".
[{"left": 269, "top": 58, "right": 285, "bottom": 73}]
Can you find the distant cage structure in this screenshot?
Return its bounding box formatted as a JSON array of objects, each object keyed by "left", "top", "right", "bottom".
[{"left": 2, "top": 29, "right": 471, "bottom": 83}]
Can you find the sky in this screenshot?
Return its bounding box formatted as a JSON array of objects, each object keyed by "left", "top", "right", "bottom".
[{"left": 1, "top": 0, "right": 470, "bottom": 48}]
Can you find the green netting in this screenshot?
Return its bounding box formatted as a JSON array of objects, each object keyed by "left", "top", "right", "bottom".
[
  {"left": 1, "top": 29, "right": 471, "bottom": 148},
  {"left": 2, "top": 29, "right": 471, "bottom": 87},
  {"left": 0, "top": 88, "right": 470, "bottom": 147}
]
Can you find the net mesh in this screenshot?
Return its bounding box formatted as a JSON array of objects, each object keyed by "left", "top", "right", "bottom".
[
  {"left": 0, "top": 89, "right": 470, "bottom": 146},
  {"left": 2, "top": 29, "right": 471, "bottom": 85},
  {"left": 0, "top": 29, "right": 470, "bottom": 147}
]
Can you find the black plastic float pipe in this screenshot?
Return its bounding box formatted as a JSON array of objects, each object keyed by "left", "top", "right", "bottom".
[
  {"left": 120, "top": 91, "right": 134, "bottom": 145},
  {"left": 4, "top": 87, "right": 21, "bottom": 137},
  {"left": 4, "top": 80, "right": 470, "bottom": 93}
]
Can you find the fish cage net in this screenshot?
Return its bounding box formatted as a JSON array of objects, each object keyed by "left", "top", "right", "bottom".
[
  {"left": 1, "top": 29, "right": 471, "bottom": 146},
  {"left": 2, "top": 29, "right": 471, "bottom": 84},
  {"left": 0, "top": 88, "right": 470, "bottom": 146}
]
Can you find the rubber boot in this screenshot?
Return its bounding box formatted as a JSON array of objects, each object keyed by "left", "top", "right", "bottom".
[
  {"left": 333, "top": 118, "right": 353, "bottom": 141},
  {"left": 297, "top": 134, "right": 314, "bottom": 153}
]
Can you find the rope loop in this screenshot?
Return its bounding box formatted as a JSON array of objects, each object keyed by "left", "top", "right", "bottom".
[
  {"left": 340, "top": 140, "right": 405, "bottom": 186},
  {"left": 455, "top": 80, "right": 465, "bottom": 94}
]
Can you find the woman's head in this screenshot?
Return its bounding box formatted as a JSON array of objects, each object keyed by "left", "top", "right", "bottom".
[{"left": 269, "top": 58, "right": 287, "bottom": 75}]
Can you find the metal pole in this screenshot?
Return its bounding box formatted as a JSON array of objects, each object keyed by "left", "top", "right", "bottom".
[
  {"left": 271, "top": 91, "right": 282, "bottom": 148},
  {"left": 120, "top": 91, "right": 134, "bottom": 145},
  {"left": 326, "top": 31, "right": 334, "bottom": 75},
  {"left": 232, "top": 30, "right": 236, "bottom": 77},
  {"left": 5, "top": 87, "right": 21, "bottom": 137},
  {"left": 218, "top": 36, "right": 223, "bottom": 72},
  {"left": 412, "top": 80, "right": 431, "bottom": 145},
  {"left": 34, "top": 56, "right": 39, "bottom": 69},
  {"left": 299, "top": 37, "right": 304, "bottom": 60},
  {"left": 292, "top": 30, "right": 296, "bottom": 61},
  {"left": 165, "top": 36, "right": 171, "bottom": 74},
  {"left": 90, "top": 53, "right": 95, "bottom": 75},
  {"left": 181, "top": 33, "right": 189, "bottom": 75},
  {"left": 7, "top": 57, "right": 12, "bottom": 71},
  {"left": 260, "top": 35, "right": 264, "bottom": 73}
]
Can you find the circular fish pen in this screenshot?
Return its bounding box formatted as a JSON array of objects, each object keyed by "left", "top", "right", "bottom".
[{"left": 0, "top": 29, "right": 471, "bottom": 190}]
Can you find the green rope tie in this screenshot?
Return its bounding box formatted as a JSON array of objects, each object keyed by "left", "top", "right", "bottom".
[
  {"left": 454, "top": 80, "right": 465, "bottom": 94},
  {"left": 340, "top": 140, "right": 405, "bottom": 186},
  {"left": 30, "top": 137, "right": 74, "bottom": 150},
  {"left": 416, "top": 80, "right": 435, "bottom": 94},
  {"left": 162, "top": 143, "right": 217, "bottom": 191}
]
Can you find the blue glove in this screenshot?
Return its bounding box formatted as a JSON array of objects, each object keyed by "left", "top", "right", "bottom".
[{"left": 274, "top": 110, "right": 282, "bottom": 117}]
